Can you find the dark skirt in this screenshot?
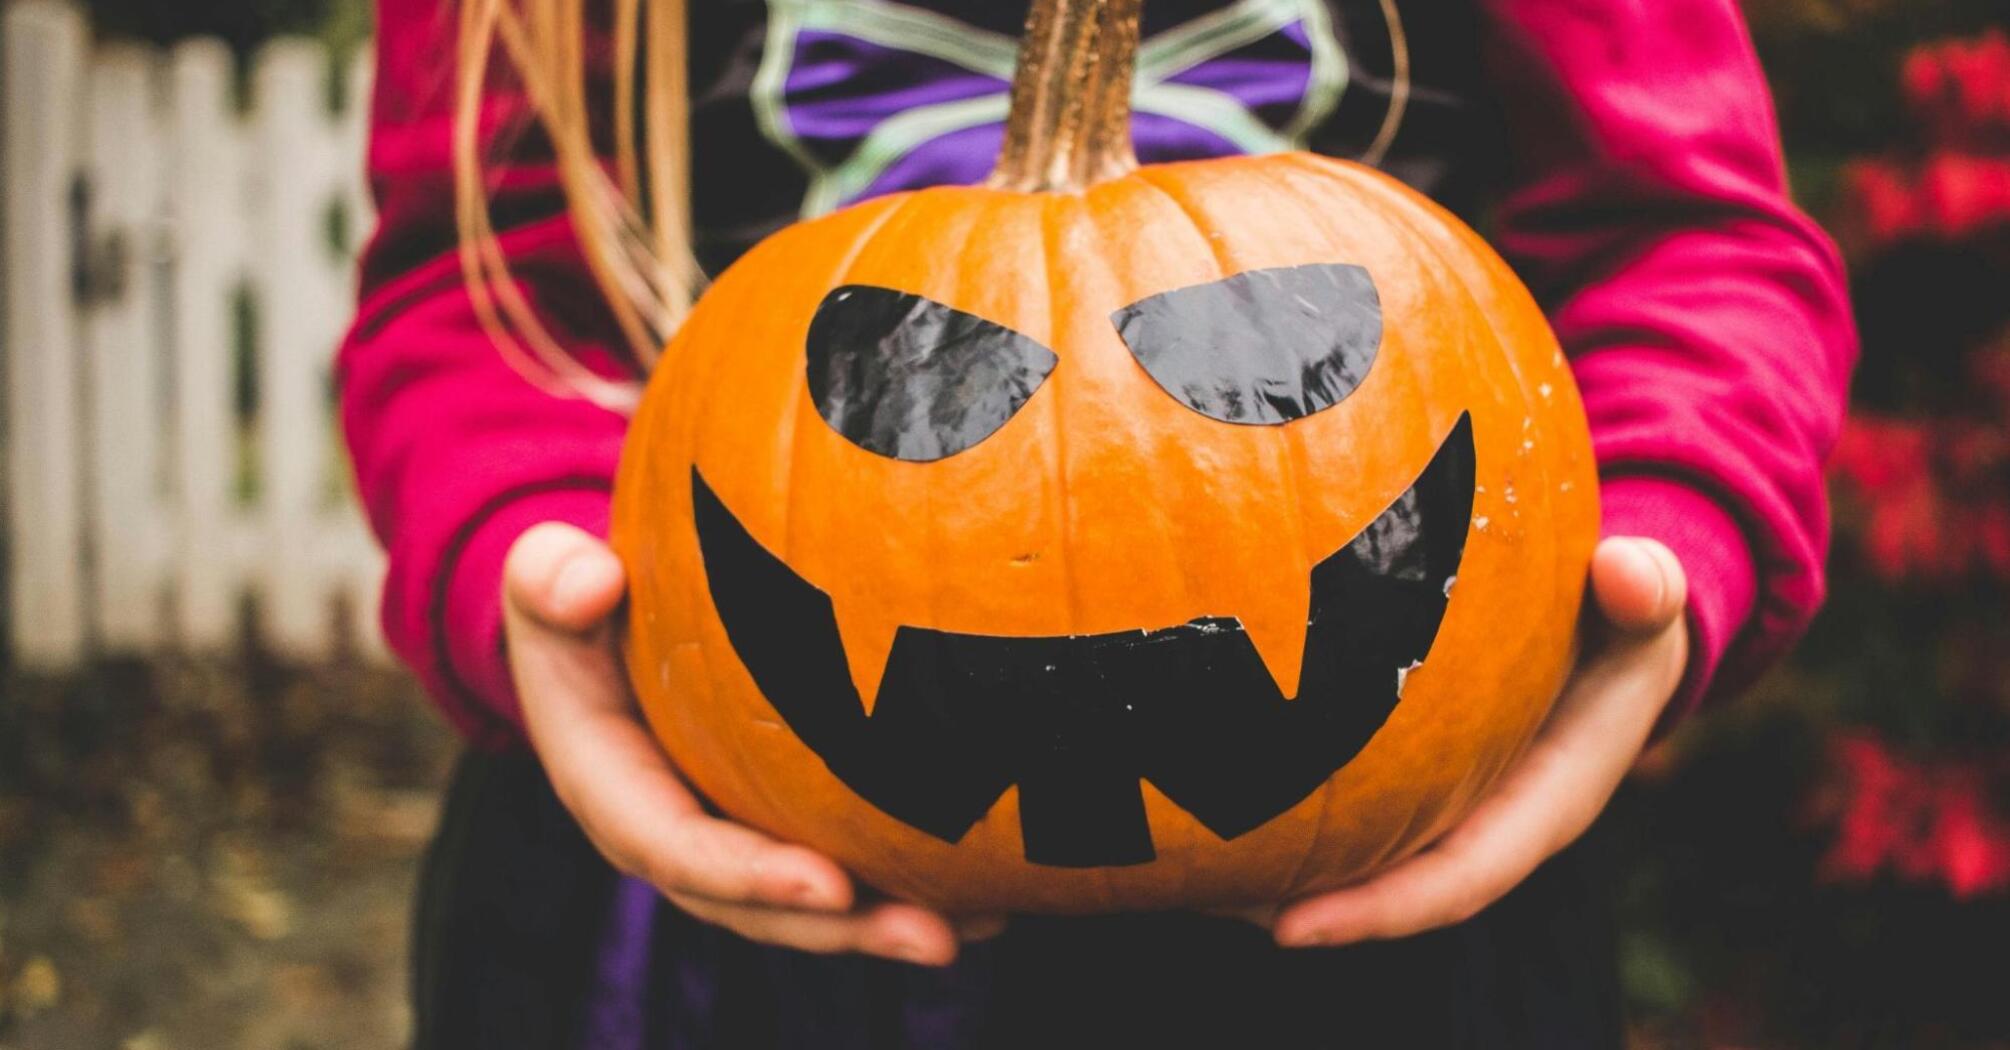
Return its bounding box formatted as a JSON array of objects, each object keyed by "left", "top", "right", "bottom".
[{"left": 412, "top": 749, "right": 1624, "bottom": 1050}]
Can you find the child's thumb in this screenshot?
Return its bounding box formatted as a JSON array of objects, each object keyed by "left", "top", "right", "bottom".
[
  {"left": 504, "top": 522, "right": 627, "bottom": 633},
  {"left": 1590, "top": 536, "right": 1687, "bottom": 636}
]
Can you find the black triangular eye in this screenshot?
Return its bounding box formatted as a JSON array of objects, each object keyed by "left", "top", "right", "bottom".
[
  {"left": 1111, "top": 263, "right": 1382, "bottom": 425},
  {"left": 808, "top": 285, "right": 1058, "bottom": 462}
]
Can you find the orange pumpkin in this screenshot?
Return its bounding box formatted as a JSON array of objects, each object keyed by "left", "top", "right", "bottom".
[{"left": 612, "top": 0, "right": 1597, "bottom": 913}]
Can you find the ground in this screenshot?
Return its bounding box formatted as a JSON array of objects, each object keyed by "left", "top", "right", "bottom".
[
  {"left": 0, "top": 656, "right": 457, "bottom": 1050},
  {"left": 2, "top": 654, "right": 2000, "bottom": 1049}
]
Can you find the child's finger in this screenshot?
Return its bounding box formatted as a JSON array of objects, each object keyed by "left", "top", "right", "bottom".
[
  {"left": 667, "top": 894, "right": 964, "bottom": 967},
  {"left": 626, "top": 808, "right": 858, "bottom": 913},
  {"left": 1271, "top": 818, "right": 1537, "bottom": 946},
  {"left": 543, "top": 695, "right": 856, "bottom": 912}
]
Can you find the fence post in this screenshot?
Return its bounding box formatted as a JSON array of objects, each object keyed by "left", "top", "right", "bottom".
[
  {"left": 250, "top": 39, "right": 340, "bottom": 660},
  {"left": 334, "top": 55, "right": 389, "bottom": 663},
  {"left": 3, "top": 1, "right": 90, "bottom": 668},
  {"left": 83, "top": 43, "right": 168, "bottom": 652},
  {"left": 339, "top": 56, "right": 376, "bottom": 262},
  {"left": 165, "top": 38, "right": 248, "bottom": 651}
]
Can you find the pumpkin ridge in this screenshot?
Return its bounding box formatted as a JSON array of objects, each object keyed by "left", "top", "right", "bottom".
[
  {"left": 919, "top": 189, "right": 1025, "bottom": 660},
  {"left": 1363, "top": 770, "right": 1435, "bottom": 885},
  {"left": 652, "top": 258, "right": 785, "bottom": 847},
  {"left": 1260, "top": 153, "right": 1537, "bottom": 868},
  {"left": 1128, "top": 166, "right": 1238, "bottom": 281},
  {"left": 1315, "top": 156, "right": 1571, "bottom": 649},
  {"left": 770, "top": 190, "right": 916, "bottom": 693},
  {"left": 693, "top": 192, "right": 909, "bottom": 561},
  {"left": 734, "top": 193, "right": 916, "bottom": 849},
  {"left": 1434, "top": 226, "right": 1598, "bottom": 761},
  {"left": 1137, "top": 159, "right": 1437, "bottom": 541},
  {"left": 1125, "top": 164, "right": 1310, "bottom": 667},
  {"left": 1290, "top": 153, "right": 1558, "bottom": 455},
  {"left": 1280, "top": 750, "right": 1339, "bottom": 898},
  {"left": 1421, "top": 260, "right": 1573, "bottom": 812},
  {"left": 1066, "top": 187, "right": 1211, "bottom": 632},
  {"left": 1293, "top": 151, "right": 1586, "bottom": 840},
  {"left": 1129, "top": 165, "right": 1326, "bottom": 695},
  {"left": 1312, "top": 156, "right": 1546, "bottom": 429},
  {"left": 1263, "top": 248, "right": 1344, "bottom": 888},
  {"left": 1357, "top": 167, "right": 1567, "bottom": 829},
  {"left": 1033, "top": 191, "right": 1086, "bottom": 642}
]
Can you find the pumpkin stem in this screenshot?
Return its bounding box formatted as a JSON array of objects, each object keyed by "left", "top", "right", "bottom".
[{"left": 988, "top": 0, "right": 1142, "bottom": 193}]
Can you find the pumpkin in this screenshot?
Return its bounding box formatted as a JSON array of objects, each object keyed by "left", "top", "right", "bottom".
[{"left": 611, "top": 0, "right": 1598, "bottom": 913}]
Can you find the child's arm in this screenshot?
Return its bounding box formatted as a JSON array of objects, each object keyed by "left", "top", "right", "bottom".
[
  {"left": 343, "top": 0, "right": 979, "bottom": 963},
  {"left": 341, "top": 0, "right": 630, "bottom": 748},
  {"left": 1265, "top": 0, "right": 1856, "bottom": 946},
  {"left": 1482, "top": 0, "right": 1858, "bottom": 726}
]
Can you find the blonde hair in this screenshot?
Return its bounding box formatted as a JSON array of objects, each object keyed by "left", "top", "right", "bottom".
[{"left": 453, "top": 0, "right": 699, "bottom": 411}]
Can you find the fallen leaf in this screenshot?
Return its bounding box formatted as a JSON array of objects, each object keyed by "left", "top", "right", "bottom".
[
  {"left": 337, "top": 789, "right": 440, "bottom": 846},
  {"left": 15, "top": 955, "right": 61, "bottom": 1015},
  {"left": 217, "top": 880, "right": 295, "bottom": 941}
]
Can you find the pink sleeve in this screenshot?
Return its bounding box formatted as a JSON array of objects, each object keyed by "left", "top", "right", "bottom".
[
  {"left": 1480, "top": 0, "right": 1858, "bottom": 720},
  {"left": 339, "top": 0, "right": 626, "bottom": 747}
]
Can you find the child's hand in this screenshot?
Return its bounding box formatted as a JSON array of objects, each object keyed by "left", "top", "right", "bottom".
[
  {"left": 502, "top": 523, "right": 1003, "bottom": 966},
  {"left": 1244, "top": 536, "right": 1691, "bottom": 947}
]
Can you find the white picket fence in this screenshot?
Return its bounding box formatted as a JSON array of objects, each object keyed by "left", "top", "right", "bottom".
[{"left": 3, "top": 0, "right": 389, "bottom": 669}]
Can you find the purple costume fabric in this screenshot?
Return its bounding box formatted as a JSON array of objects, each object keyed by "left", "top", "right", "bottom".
[{"left": 778, "top": 11, "right": 1325, "bottom": 200}]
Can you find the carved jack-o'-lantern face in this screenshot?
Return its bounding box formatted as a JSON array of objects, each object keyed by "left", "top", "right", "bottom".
[
  {"left": 610, "top": 0, "right": 1597, "bottom": 914},
  {"left": 696, "top": 259, "right": 1473, "bottom": 874}
]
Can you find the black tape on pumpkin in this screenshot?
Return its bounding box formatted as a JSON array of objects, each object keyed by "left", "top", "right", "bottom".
[
  {"left": 806, "top": 285, "right": 1058, "bottom": 462},
  {"left": 1112, "top": 262, "right": 1382, "bottom": 425},
  {"left": 692, "top": 413, "right": 1474, "bottom": 868}
]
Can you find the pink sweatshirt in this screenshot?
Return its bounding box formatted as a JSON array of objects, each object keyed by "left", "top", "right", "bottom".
[{"left": 341, "top": 0, "right": 1857, "bottom": 750}]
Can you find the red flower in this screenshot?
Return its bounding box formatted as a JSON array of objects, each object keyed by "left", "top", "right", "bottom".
[
  {"left": 1977, "top": 500, "right": 2010, "bottom": 578},
  {"left": 1866, "top": 482, "right": 1948, "bottom": 579},
  {"left": 1818, "top": 733, "right": 1918, "bottom": 881},
  {"left": 1832, "top": 153, "right": 2010, "bottom": 252},
  {"left": 1901, "top": 30, "right": 2010, "bottom": 142},
  {"left": 1901, "top": 47, "right": 1945, "bottom": 123},
  {"left": 1833, "top": 407, "right": 2010, "bottom": 583},
  {"left": 1816, "top": 732, "right": 2010, "bottom": 899},
  {"left": 1836, "top": 159, "right": 1918, "bottom": 248},
  {"left": 1917, "top": 153, "right": 2010, "bottom": 238},
  {"left": 1927, "top": 772, "right": 2010, "bottom": 898},
  {"left": 1832, "top": 418, "right": 1931, "bottom": 496}
]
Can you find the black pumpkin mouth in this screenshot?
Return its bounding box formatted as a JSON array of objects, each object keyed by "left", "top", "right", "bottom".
[{"left": 692, "top": 414, "right": 1476, "bottom": 868}]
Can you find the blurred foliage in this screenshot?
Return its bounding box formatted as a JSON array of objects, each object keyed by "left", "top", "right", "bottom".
[
  {"left": 1744, "top": 0, "right": 2004, "bottom": 158},
  {"left": 1617, "top": 10, "right": 2010, "bottom": 1047}
]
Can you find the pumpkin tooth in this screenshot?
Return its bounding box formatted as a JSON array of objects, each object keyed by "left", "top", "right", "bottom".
[
  {"left": 1239, "top": 569, "right": 1313, "bottom": 701},
  {"left": 830, "top": 604, "right": 903, "bottom": 716}
]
